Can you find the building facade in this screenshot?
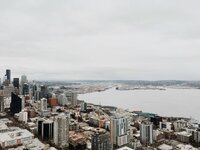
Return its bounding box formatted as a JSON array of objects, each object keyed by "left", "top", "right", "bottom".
[
  {"left": 140, "top": 122, "right": 153, "bottom": 145},
  {"left": 91, "top": 128, "right": 111, "bottom": 150},
  {"left": 40, "top": 98, "right": 48, "bottom": 111},
  {"left": 54, "top": 113, "right": 69, "bottom": 148},
  {"left": 110, "top": 114, "right": 128, "bottom": 149}
]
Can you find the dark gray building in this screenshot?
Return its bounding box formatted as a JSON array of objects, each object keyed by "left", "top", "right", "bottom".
[
  {"left": 0, "top": 96, "right": 4, "bottom": 112},
  {"left": 13, "top": 78, "right": 19, "bottom": 89},
  {"left": 91, "top": 128, "right": 111, "bottom": 150},
  {"left": 10, "top": 92, "right": 22, "bottom": 115},
  {"left": 22, "top": 83, "right": 29, "bottom": 95},
  {"left": 6, "top": 69, "right": 11, "bottom": 84}
]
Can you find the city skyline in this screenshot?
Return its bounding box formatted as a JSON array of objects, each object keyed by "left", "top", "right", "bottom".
[{"left": 1, "top": 0, "right": 200, "bottom": 80}]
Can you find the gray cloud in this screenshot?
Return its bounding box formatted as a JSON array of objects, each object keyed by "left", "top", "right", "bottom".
[{"left": 0, "top": 0, "right": 200, "bottom": 80}]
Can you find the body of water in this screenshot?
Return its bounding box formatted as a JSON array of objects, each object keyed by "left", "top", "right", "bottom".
[{"left": 79, "top": 88, "right": 200, "bottom": 121}]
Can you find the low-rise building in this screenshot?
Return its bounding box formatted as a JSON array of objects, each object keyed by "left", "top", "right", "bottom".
[
  {"left": 174, "top": 120, "right": 188, "bottom": 132},
  {"left": 177, "top": 131, "right": 192, "bottom": 143},
  {"left": 158, "top": 144, "right": 173, "bottom": 150},
  {"left": 0, "top": 129, "right": 34, "bottom": 149}
]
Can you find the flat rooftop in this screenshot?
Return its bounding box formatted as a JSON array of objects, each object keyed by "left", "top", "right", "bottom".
[{"left": 117, "top": 146, "right": 134, "bottom": 150}]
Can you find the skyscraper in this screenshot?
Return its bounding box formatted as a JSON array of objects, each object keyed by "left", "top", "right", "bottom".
[
  {"left": 37, "top": 119, "right": 54, "bottom": 141},
  {"left": 40, "top": 98, "right": 48, "bottom": 111},
  {"left": 58, "top": 94, "right": 68, "bottom": 106},
  {"left": 32, "top": 84, "right": 38, "bottom": 99},
  {"left": 21, "top": 75, "right": 28, "bottom": 95},
  {"left": 10, "top": 92, "right": 22, "bottom": 115},
  {"left": 54, "top": 113, "right": 69, "bottom": 148},
  {"left": 66, "top": 92, "right": 77, "bottom": 106},
  {"left": 110, "top": 114, "right": 128, "bottom": 149},
  {"left": 6, "top": 69, "right": 11, "bottom": 84},
  {"left": 13, "top": 78, "right": 19, "bottom": 89},
  {"left": 21, "top": 75, "right": 28, "bottom": 86},
  {"left": 140, "top": 122, "right": 153, "bottom": 145},
  {"left": 80, "top": 100, "right": 87, "bottom": 112},
  {"left": 22, "top": 83, "right": 29, "bottom": 95},
  {"left": 40, "top": 85, "right": 48, "bottom": 98}
]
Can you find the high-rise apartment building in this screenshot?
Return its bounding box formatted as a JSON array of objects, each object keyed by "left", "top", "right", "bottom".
[
  {"left": 80, "top": 100, "right": 87, "bottom": 112},
  {"left": 58, "top": 94, "right": 68, "bottom": 106},
  {"left": 54, "top": 113, "right": 69, "bottom": 148},
  {"left": 110, "top": 114, "right": 129, "bottom": 149},
  {"left": 66, "top": 92, "right": 77, "bottom": 106},
  {"left": 140, "top": 122, "right": 153, "bottom": 145},
  {"left": 40, "top": 98, "right": 48, "bottom": 111}
]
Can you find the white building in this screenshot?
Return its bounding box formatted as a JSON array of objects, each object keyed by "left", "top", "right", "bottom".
[
  {"left": 110, "top": 114, "right": 128, "bottom": 149},
  {"left": 117, "top": 146, "right": 134, "bottom": 150},
  {"left": 4, "top": 97, "right": 11, "bottom": 109},
  {"left": 176, "top": 144, "right": 198, "bottom": 150},
  {"left": 140, "top": 122, "right": 153, "bottom": 145},
  {"left": 58, "top": 94, "right": 68, "bottom": 106},
  {"left": 19, "top": 111, "right": 28, "bottom": 123},
  {"left": 19, "top": 95, "right": 25, "bottom": 110},
  {"left": 40, "top": 98, "right": 47, "bottom": 111},
  {"left": 0, "top": 122, "right": 9, "bottom": 133},
  {"left": 54, "top": 113, "right": 69, "bottom": 148},
  {"left": 0, "top": 129, "right": 34, "bottom": 149},
  {"left": 177, "top": 131, "right": 192, "bottom": 143},
  {"left": 158, "top": 144, "right": 173, "bottom": 150}
]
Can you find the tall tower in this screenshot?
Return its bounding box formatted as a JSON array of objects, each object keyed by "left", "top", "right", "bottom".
[
  {"left": 13, "top": 78, "right": 19, "bottom": 89},
  {"left": 42, "top": 120, "right": 54, "bottom": 141},
  {"left": 22, "top": 83, "right": 29, "bottom": 95},
  {"left": 21, "top": 75, "right": 28, "bottom": 94},
  {"left": 6, "top": 69, "right": 11, "bottom": 84},
  {"left": 66, "top": 92, "right": 77, "bottom": 106},
  {"left": 58, "top": 94, "right": 68, "bottom": 106},
  {"left": 110, "top": 114, "right": 128, "bottom": 149},
  {"left": 40, "top": 98, "right": 48, "bottom": 111},
  {"left": 140, "top": 122, "right": 153, "bottom": 145},
  {"left": 54, "top": 113, "right": 69, "bottom": 148},
  {"left": 10, "top": 92, "right": 22, "bottom": 115}
]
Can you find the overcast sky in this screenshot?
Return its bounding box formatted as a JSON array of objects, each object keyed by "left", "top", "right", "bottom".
[{"left": 0, "top": 0, "right": 200, "bottom": 80}]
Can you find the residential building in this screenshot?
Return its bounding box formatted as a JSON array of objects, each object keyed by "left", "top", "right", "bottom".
[
  {"left": 140, "top": 122, "right": 153, "bottom": 145},
  {"left": 110, "top": 114, "right": 128, "bottom": 149}
]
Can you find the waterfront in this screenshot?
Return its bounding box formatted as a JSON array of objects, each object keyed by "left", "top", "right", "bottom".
[{"left": 79, "top": 88, "right": 200, "bottom": 121}]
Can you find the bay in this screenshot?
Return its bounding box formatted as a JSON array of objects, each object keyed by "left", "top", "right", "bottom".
[{"left": 78, "top": 88, "right": 200, "bottom": 121}]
